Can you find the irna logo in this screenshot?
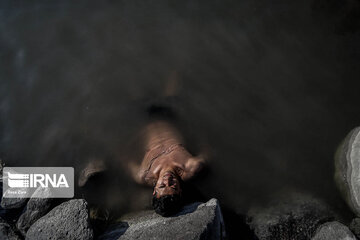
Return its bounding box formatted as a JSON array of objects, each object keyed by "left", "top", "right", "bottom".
[
  {"left": 3, "top": 167, "right": 74, "bottom": 198},
  {"left": 7, "top": 172, "right": 69, "bottom": 188}
]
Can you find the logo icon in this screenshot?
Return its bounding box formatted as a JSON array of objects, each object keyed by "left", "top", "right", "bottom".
[{"left": 7, "top": 172, "right": 30, "bottom": 188}]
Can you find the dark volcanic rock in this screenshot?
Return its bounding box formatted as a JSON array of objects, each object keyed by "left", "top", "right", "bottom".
[
  {"left": 335, "top": 127, "right": 360, "bottom": 216},
  {"left": 0, "top": 159, "right": 4, "bottom": 180},
  {"left": 98, "top": 222, "right": 129, "bottom": 240},
  {"left": 0, "top": 217, "right": 22, "bottom": 240},
  {"left": 247, "top": 193, "right": 334, "bottom": 240},
  {"left": 99, "top": 198, "right": 225, "bottom": 240},
  {"left": 25, "top": 199, "right": 94, "bottom": 240},
  {"left": 0, "top": 188, "right": 28, "bottom": 223},
  {"left": 0, "top": 165, "right": 26, "bottom": 222},
  {"left": 349, "top": 218, "right": 360, "bottom": 239},
  {"left": 16, "top": 187, "right": 54, "bottom": 236},
  {"left": 312, "top": 221, "right": 356, "bottom": 240},
  {"left": 1, "top": 193, "right": 28, "bottom": 210},
  {"left": 1, "top": 166, "right": 28, "bottom": 210}
]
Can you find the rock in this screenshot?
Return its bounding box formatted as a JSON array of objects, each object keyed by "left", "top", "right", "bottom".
[
  {"left": 247, "top": 193, "right": 334, "bottom": 240},
  {"left": 1, "top": 167, "right": 28, "bottom": 210},
  {"left": 16, "top": 187, "right": 54, "bottom": 236},
  {"left": 312, "top": 221, "right": 356, "bottom": 240},
  {"left": 0, "top": 167, "right": 27, "bottom": 223},
  {"left": 98, "top": 222, "right": 129, "bottom": 240},
  {"left": 0, "top": 217, "right": 22, "bottom": 240},
  {"left": 0, "top": 196, "right": 28, "bottom": 210},
  {"left": 335, "top": 127, "right": 360, "bottom": 216},
  {"left": 0, "top": 158, "right": 4, "bottom": 178},
  {"left": 349, "top": 218, "right": 360, "bottom": 239},
  {"left": 0, "top": 194, "right": 26, "bottom": 223},
  {"left": 0, "top": 161, "right": 26, "bottom": 221},
  {"left": 99, "top": 198, "right": 225, "bottom": 240},
  {"left": 0, "top": 175, "right": 5, "bottom": 219},
  {"left": 25, "top": 199, "right": 94, "bottom": 240}
]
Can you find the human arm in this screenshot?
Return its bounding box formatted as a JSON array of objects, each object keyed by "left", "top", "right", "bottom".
[
  {"left": 128, "top": 161, "right": 157, "bottom": 187},
  {"left": 128, "top": 162, "right": 147, "bottom": 185},
  {"left": 181, "top": 155, "right": 206, "bottom": 181}
]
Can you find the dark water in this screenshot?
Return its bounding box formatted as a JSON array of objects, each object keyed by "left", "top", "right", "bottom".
[{"left": 0, "top": 0, "right": 360, "bottom": 226}]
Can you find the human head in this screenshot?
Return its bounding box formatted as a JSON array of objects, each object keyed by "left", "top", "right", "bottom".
[
  {"left": 153, "top": 171, "right": 182, "bottom": 196},
  {"left": 152, "top": 194, "right": 183, "bottom": 217},
  {"left": 152, "top": 171, "right": 183, "bottom": 216}
]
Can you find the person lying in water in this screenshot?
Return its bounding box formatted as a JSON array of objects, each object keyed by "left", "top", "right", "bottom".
[
  {"left": 77, "top": 106, "right": 207, "bottom": 217},
  {"left": 128, "top": 107, "right": 206, "bottom": 217}
]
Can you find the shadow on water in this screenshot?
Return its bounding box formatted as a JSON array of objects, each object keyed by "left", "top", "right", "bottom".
[
  {"left": 97, "top": 222, "right": 129, "bottom": 240},
  {"left": 0, "top": 0, "right": 360, "bottom": 238}
]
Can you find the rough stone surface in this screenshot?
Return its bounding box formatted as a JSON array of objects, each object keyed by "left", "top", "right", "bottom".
[
  {"left": 0, "top": 217, "right": 22, "bottom": 240},
  {"left": 0, "top": 170, "right": 5, "bottom": 218},
  {"left": 0, "top": 158, "right": 4, "bottom": 178},
  {"left": 16, "top": 187, "right": 54, "bottom": 236},
  {"left": 335, "top": 127, "right": 360, "bottom": 216},
  {"left": 247, "top": 193, "right": 334, "bottom": 240},
  {"left": 312, "top": 221, "right": 356, "bottom": 240},
  {"left": 349, "top": 218, "right": 360, "bottom": 239},
  {"left": 25, "top": 199, "right": 94, "bottom": 240},
  {"left": 99, "top": 198, "right": 225, "bottom": 240},
  {"left": 1, "top": 167, "right": 28, "bottom": 210},
  {"left": 1, "top": 193, "right": 28, "bottom": 210},
  {"left": 0, "top": 166, "right": 26, "bottom": 222}
]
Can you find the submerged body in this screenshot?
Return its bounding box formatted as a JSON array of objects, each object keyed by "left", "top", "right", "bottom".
[{"left": 130, "top": 120, "right": 205, "bottom": 198}]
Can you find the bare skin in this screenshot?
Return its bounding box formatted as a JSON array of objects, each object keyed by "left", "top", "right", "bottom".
[{"left": 129, "top": 120, "right": 205, "bottom": 198}]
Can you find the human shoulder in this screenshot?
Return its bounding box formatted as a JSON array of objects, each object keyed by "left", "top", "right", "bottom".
[{"left": 181, "top": 156, "right": 206, "bottom": 181}]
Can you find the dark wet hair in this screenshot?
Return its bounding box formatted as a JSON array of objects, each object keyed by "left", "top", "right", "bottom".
[{"left": 152, "top": 194, "right": 183, "bottom": 217}]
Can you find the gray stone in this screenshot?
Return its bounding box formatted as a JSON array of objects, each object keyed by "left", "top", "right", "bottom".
[
  {"left": 0, "top": 193, "right": 26, "bottom": 223},
  {"left": 0, "top": 166, "right": 28, "bottom": 222},
  {"left": 1, "top": 167, "right": 28, "bottom": 210},
  {"left": 0, "top": 166, "right": 5, "bottom": 218},
  {"left": 247, "top": 192, "right": 334, "bottom": 240},
  {"left": 312, "top": 221, "right": 356, "bottom": 240},
  {"left": 16, "top": 187, "right": 54, "bottom": 236},
  {"left": 0, "top": 217, "right": 22, "bottom": 240},
  {"left": 25, "top": 199, "right": 94, "bottom": 240},
  {"left": 0, "top": 194, "right": 28, "bottom": 210},
  {"left": 335, "top": 127, "right": 360, "bottom": 216},
  {"left": 99, "top": 198, "right": 226, "bottom": 240},
  {"left": 0, "top": 158, "right": 4, "bottom": 178},
  {"left": 349, "top": 218, "right": 360, "bottom": 239}
]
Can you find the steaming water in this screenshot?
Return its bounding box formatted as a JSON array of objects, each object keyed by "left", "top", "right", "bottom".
[{"left": 0, "top": 0, "right": 359, "bottom": 223}]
